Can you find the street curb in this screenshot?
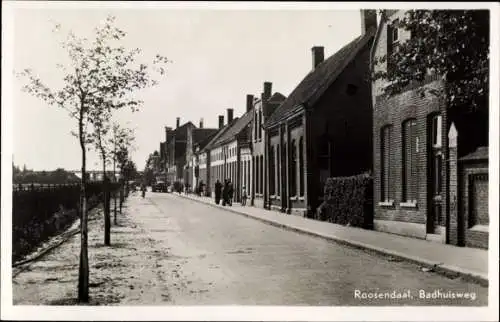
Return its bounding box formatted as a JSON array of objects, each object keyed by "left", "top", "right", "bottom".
[{"left": 177, "top": 194, "right": 488, "bottom": 287}]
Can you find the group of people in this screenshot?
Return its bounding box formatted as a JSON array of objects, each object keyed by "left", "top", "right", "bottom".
[{"left": 213, "top": 179, "right": 248, "bottom": 206}]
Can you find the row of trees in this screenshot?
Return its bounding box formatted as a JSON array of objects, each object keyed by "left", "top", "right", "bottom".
[
  {"left": 18, "top": 16, "right": 169, "bottom": 302},
  {"left": 12, "top": 165, "right": 81, "bottom": 184}
]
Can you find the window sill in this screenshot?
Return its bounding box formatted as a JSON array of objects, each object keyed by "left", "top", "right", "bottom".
[
  {"left": 290, "top": 196, "right": 298, "bottom": 201},
  {"left": 378, "top": 200, "right": 394, "bottom": 207},
  {"left": 270, "top": 195, "right": 281, "bottom": 201},
  {"left": 298, "top": 196, "right": 305, "bottom": 201},
  {"left": 400, "top": 201, "right": 418, "bottom": 208},
  {"left": 469, "top": 225, "right": 489, "bottom": 233}
]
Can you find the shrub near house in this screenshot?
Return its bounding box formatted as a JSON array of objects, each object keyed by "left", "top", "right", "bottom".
[{"left": 316, "top": 173, "right": 374, "bottom": 229}]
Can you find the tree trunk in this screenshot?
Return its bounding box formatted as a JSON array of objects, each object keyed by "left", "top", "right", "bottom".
[
  {"left": 78, "top": 118, "right": 89, "bottom": 303},
  {"left": 103, "top": 161, "right": 110, "bottom": 246}
]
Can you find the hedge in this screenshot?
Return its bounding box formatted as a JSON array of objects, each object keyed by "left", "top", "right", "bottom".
[
  {"left": 12, "top": 182, "right": 122, "bottom": 262},
  {"left": 315, "top": 173, "right": 374, "bottom": 229}
]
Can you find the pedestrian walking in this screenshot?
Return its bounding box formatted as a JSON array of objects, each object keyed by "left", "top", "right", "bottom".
[
  {"left": 228, "top": 181, "right": 234, "bottom": 206},
  {"left": 222, "top": 179, "right": 229, "bottom": 206},
  {"left": 241, "top": 185, "right": 247, "bottom": 206},
  {"left": 214, "top": 179, "right": 222, "bottom": 205}
]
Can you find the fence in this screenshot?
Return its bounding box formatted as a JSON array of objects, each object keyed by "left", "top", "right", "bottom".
[{"left": 12, "top": 181, "right": 122, "bottom": 262}]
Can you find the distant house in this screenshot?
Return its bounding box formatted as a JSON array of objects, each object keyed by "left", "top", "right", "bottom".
[
  {"left": 165, "top": 118, "right": 196, "bottom": 184},
  {"left": 204, "top": 109, "right": 240, "bottom": 197},
  {"left": 205, "top": 99, "right": 255, "bottom": 202},
  {"left": 185, "top": 119, "right": 218, "bottom": 191},
  {"left": 371, "top": 10, "right": 489, "bottom": 249},
  {"left": 250, "top": 82, "right": 286, "bottom": 208},
  {"left": 263, "top": 11, "right": 376, "bottom": 216}
]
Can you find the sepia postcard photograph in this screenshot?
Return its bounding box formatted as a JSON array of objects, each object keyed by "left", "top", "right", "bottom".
[{"left": 1, "top": 1, "right": 499, "bottom": 321}]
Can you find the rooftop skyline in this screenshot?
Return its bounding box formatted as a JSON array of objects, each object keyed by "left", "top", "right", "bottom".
[{"left": 7, "top": 3, "right": 368, "bottom": 171}]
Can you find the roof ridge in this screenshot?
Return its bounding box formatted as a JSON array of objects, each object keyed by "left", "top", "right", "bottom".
[{"left": 264, "top": 30, "right": 375, "bottom": 128}]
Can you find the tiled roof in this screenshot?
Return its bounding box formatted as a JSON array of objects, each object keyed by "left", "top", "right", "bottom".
[
  {"left": 211, "top": 110, "right": 254, "bottom": 147},
  {"left": 193, "top": 128, "right": 219, "bottom": 145},
  {"left": 264, "top": 30, "right": 375, "bottom": 128},
  {"left": 195, "top": 131, "right": 218, "bottom": 151},
  {"left": 203, "top": 118, "right": 240, "bottom": 151}
]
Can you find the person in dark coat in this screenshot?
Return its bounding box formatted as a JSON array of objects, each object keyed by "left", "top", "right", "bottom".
[
  {"left": 222, "top": 179, "right": 229, "bottom": 206},
  {"left": 214, "top": 180, "right": 222, "bottom": 205},
  {"left": 228, "top": 181, "right": 234, "bottom": 206}
]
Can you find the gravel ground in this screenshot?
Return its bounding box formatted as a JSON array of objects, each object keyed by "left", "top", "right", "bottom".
[{"left": 12, "top": 192, "right": 488, "bottom": 306}]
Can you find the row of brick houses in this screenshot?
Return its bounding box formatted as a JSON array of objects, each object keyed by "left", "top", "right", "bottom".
[{"left": 158, "top": 9, "right": 488, "bottom": 249}]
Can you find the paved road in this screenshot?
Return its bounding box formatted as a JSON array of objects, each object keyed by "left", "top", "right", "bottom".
[
  {"left": 135, "top": 192, "right": 487, "bottom": 306},
  {"left": 12, "top": 192, "right": 488, "bottom": 306}
]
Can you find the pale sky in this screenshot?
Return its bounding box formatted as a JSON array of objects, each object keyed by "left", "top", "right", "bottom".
[{"left": 8, "top": 3, "right": 366, "bottom": 171}]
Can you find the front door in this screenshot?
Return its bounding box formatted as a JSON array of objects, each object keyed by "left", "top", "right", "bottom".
[{"left": 427, "top": 114, "right": 443, "bottom": 235}]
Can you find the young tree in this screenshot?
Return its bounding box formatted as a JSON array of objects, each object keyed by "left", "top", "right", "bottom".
[
  {"left": 91, "top": 109, "right": 113, "bottom": 245},
  {"left": 372, "top": 10, "right": 489, "bottom": 153},
  {"left": 109, "top": 123, "right": 135, "bottom": 224},
  {"left": 17, "top": 15, "right": 169, "bottom": 303}
]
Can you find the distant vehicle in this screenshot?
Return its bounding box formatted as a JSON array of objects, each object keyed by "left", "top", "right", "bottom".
[{"left": 152, "top": 180, "right": 168, "bottom": 193}]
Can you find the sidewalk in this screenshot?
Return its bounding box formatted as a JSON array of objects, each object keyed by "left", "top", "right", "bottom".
[{"left": 176, "top": 193, "right": 489, "bottom": 285}]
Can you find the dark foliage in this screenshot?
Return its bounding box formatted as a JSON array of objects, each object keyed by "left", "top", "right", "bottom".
[{"left": 315, "top": 173, "right": 374, "bottom": 229}]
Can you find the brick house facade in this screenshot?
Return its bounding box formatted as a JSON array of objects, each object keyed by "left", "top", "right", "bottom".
[
  {"left": 185, "top": 119, "right": 218, "bottom": 192},
  {"left": 264, "top": 13, "right": 376, "bottom": 216},
  {"left": 165, "top": 118, "right": 196, "bottom": 185},
  {"left": 371, "top": 10, "right": 489, "bottom": 248},
  {"left": 250, "top": 83, "right": 286, "bottom": 208}
]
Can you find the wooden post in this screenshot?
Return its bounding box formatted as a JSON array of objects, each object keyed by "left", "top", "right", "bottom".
[{"left": 447, "top": 123, "right": 459, "bottom": 245}]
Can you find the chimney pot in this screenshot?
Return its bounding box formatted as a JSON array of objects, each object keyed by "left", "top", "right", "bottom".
[
  {"left": 199, "top": 118, "right": 204, "bottom": 128},
  {"left": 227, "top": 108, "right": 234, "bottom": 123},
  {"left": 263, "top": 82, "right": 272, "bottom": 101},
  {"left": 360, "top": 10, "right": 377, "bottom": 34},
  {"left": 246, "top": 94, "right": 254, "bottom": 112},
  {"left": 311, "top": 46, "right": 324, "bottom": 69},
  {"left": 218, "top": 115, "right": 224, "bottom": 129},
  {"left": 176, "top": 117, "right": 180, "bottom": 128}
]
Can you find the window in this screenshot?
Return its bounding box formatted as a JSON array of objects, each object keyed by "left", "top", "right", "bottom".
[
  {"left": 247, "top": 160, "right": 251, "bottom": 195},
  {"left": 254, "top": 112, "right": 258, "bottom": 141},
  {"left": 277, "top": 143, "right": 281, "bottom": 196},
  {"left": 258, "top": 109, "right": 263, "bottom": 140},
  {"left": 402, "top": 119, "right": 417, "bottom": 202},
  {"left": 260, "top": 155, "right": 264, "bottom": 193},
  {"left": 380, "top": 125, "right": 393, "bottom": 202},
  {"left": 290, "top": 140, "right": 297, "bottom": 197},
  {"left": 386, "top": 19, "right": 399, "bottom": 75},
  {"left": 431, "top": 114, "right": 442, "bottom": 148},
  {"left": 346, "top": 84, "right": 358, "bottom": 96},
  {"left": 269, "top": 146, "right": 275, "bottom": 195},
  {"left": 299, "top": 137, "right": 304, "bottom": 197},
  {"left": 255, "top": 156, "right": 259, "bottom": 194}
]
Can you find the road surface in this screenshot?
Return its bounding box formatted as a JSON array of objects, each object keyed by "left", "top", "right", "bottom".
[{"left": 13, "top": 192, "right": 488, "bottom": 306}]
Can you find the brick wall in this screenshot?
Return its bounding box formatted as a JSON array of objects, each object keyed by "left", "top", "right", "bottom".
[
  {"left": 459, "top": 160, "right": 489, "bottom": 249},
  {"left": 373, "top": 78, "right": 446, "bottom": 230}
]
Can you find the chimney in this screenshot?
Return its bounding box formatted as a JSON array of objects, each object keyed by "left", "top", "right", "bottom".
[
  {"left": 227, "top": 108, "right": 234, "bottom": 123},
  {"left": 199, "top": 118, "right": 204, "bottom": 129},
  {"left": 218, "top": 115, "right": 224, "bottom": 129},
  {"left": 246, "top": 94, "right": 254, "bottom": 113},
  {"left": 263, "top": 82, "right": 272, "bottom": 101},
  {"left": 176, "top": 117, "right": 180, "bottom": 128},
  {"left": 164, "top": 126, "right": 172, "bottom": 142},
  {"left": 311, "top": 46, "right": 324, "bottom": 69},
  {"left": 360, "top": 10, "right": 377, "bottom": 34}
]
